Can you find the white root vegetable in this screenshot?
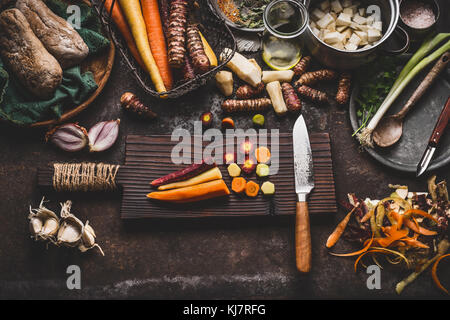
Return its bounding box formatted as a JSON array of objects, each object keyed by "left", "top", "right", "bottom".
[
  {"left": 262, "top": 70, "right": 294, "bottom": 83},
  {"left": 215, "top": 71, "right": 233, "bottom": 96},
  {"left": 220, "top": 48, "right": 261, "bottom": 87},
  {"left": 266, "top": 81, "right": 288, "bottom": 116}
]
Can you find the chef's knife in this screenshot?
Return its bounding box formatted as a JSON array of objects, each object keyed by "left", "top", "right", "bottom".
[
  {"left": 292, "top": 115, "right": 314, "bottom": 273},
  {"left": 416, "top": 96, "right": 450, "bottom": 177}
]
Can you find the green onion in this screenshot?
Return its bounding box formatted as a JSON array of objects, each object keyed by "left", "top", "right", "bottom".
[{"left": 358, "top": 35, "right": 450, "bottom": 147}]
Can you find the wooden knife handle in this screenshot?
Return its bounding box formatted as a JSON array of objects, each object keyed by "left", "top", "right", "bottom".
[
  {"left": 295, "top": 201, "right": 311, "bottom": 273},
  {"left": 429, "top": 96, "right": 450, "bottom": 146}
]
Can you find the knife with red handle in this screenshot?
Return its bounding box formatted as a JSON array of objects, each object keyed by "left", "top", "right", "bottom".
[{"left": 416, "top": 96, "right": 450, "bottom": 177}]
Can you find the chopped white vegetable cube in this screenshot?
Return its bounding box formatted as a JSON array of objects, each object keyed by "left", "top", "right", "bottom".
[
  {"left": 342, "top": 0, "right": 352, "bottom": 8},
  {"left": 353, "top": 14, "right": 367, "bottom": 25},
  {"left": 355, "top": 30, "right": 368, "bottom": 42},
  {"left": 367, "top": 28, "right": 382, "bottom": 42},
  {"left": 323, "top": 31, "right": 344, "bottom": 44},
  {"left": 333, "top": 42, "right": 345, "bottom": 50},
  {"left": 358, "top": 8, "right": 365, "bottom": 16},
  {"left": 327, "top": 21, "right": 337, "bottom": 31},
  {"left": 345, "top": 42, "right": 358, "bottom": 51},
  {"left": 348, "top": 33, "right": 361, "bottom": 46},
  {"left": 312, "top": 8, "right": 326, "bottom": 20},
  {"left": 310, "top": 20, "right": 317, "bottom": 28},
  {"left": 343, "top": 8, "right": 354, "bottom": 16},
  {"left": 372, "top": 21, "right": 382, "bottom": 32},
  {"left": 317, "top": 13, "right": 335, "bottom": 28},
  {"left": 320, "top": 0, "right": 330, "bottom": 11},
  {"left": 336, "top": 25, "right": 348, "bottom": 32},
  {"left": 362, "top": 44, "right": 372, "bottom": 49},
  {"left": 330, "top": 0, "right": 343, "bottom": 13},
  {"left": 336, "top": 12, "right": 352, "bottom": 26},
  {"left": 342, "top": 28, "right": 352, "bottom": 40},
  {"left": 330, "top": 11, "right": 337, "bottom": 20}
]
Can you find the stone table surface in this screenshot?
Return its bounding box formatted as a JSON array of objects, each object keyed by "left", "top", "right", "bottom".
[{"left": 0, "top": 1, "right": 449, "bottom": 299}]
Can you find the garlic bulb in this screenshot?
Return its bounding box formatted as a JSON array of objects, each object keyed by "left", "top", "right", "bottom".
[
  {"left": 79, "top": 221, "right": 104, "bottom": 256},
  {"left": 56, "top": 201, "right": 84, "bottom": 247},
  {"left": 28, "top": 198, "right": 59, "bottom": 240}
]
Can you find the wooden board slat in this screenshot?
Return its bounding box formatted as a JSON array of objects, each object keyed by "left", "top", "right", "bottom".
[{"left": 120, "top": 133, "right": 337, "bottom": 219}]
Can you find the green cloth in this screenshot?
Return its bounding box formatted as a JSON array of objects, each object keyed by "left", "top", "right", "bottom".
[{"left": 0, "top": 0, "right": 110, "bottom": 126}]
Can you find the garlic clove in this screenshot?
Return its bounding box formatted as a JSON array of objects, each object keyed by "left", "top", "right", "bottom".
[
  {"left": 81, "top": 221, "right": 96, "bottom": 247},
  {"left": 46, "top": 123, "right": 89, "bottom": 152},
  {"left": 88, "top": 119, "right": 120, "bottom": 152},
  {"left": 28, "top": 197, "right": 59, "bottom": 240},
  {"left": 29, "top": 217, "right": 43, "bottom": 236},
  {"left": 57, "top": 201, "right": 84, "bottom": 247},
  {"left": 41, "top": 218, "right": 59, "bottom": 237}
]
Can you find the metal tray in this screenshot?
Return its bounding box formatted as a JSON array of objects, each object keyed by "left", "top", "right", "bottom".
[{"left": 349, "top": 55, "right": 450, "bottom": 174}]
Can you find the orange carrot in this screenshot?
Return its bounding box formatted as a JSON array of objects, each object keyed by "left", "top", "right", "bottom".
[
  {"left": 147, "top": 179, "right": 230, "bottom": 203},
  {"left": 326, "top": 206, "right": 356, "bottom": 248},
  {"left": 141, "top": 0, "right": 173, "bottom": 90},
  {"left": 231, "top": 177, "right": 246, "bottom": 193},
  {"left": 104, "top": 0, "right": 145, "bottom": 69},
  {"left": 245, "top": 181, "right": 259, "bottom": 197},
  {"left": 432, "top": 253, "right": 450, "bottom": 295}
]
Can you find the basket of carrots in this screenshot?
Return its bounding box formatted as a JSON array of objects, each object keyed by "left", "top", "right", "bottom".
[{"left": 92, "top": 0, "right": 236, "bottom": 99}]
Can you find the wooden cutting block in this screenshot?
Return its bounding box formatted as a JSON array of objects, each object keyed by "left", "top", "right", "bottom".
[
  {"left": 120, "top": 133, "right": 337, "bottom": 219},
  {"left": 38, "top": 133, "right": 337, "bottom": 218}
]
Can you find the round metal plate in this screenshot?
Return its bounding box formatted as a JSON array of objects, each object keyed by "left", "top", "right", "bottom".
[{"left": 349, "top": 55, "right": 450, "bottom": 174}]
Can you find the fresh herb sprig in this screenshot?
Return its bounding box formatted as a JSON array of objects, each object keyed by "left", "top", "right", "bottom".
[{"left": 353, "top": 57, "right": 400, "bottom": 136}]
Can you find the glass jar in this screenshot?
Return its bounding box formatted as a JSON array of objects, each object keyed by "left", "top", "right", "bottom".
[{"left": 262, "top": 0, "right": 309, "bottom": 70}]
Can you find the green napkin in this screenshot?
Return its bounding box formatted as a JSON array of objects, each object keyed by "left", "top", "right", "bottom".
[{"left": 0, "top": 0, "right": 110, "bottom": 126}]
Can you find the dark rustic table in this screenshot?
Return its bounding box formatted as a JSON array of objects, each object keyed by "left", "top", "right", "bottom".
[{"left": 0, "top": 1, "right": 449, "bottom": 299}]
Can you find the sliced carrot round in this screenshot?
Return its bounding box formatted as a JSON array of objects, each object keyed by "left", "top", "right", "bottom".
[
  {"left": 231, "top": 177, "right": 246, "bottom": 193},
  {"left": 245, "top": 181, "right": 259, "bottom": 197}
]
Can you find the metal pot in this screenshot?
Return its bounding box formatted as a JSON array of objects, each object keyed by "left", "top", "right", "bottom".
[{"left": 301, "top": 0, "right": 410, "bottom": 70}]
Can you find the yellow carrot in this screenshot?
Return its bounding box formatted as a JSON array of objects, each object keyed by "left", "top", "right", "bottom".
[{"left": 118, "top": 0, "right": 166, "bottom": 93}]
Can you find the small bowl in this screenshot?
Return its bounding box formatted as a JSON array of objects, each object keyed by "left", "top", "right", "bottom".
[{"left": 399, "top": 0, "right": 440, "bottom": 41}]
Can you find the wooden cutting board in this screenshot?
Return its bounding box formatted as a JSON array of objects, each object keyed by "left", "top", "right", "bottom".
[{"left": 120, "top": 133, "right": 337, "bottom": 219}]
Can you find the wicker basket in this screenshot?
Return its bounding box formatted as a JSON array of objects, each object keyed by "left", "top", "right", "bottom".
[{"left": 91, "top": 0, "right": 236, "bottom": 99}]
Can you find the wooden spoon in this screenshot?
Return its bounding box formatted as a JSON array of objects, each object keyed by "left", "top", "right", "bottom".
[{"left": 373, "top": 52, "right": 450, "bottom": 148}]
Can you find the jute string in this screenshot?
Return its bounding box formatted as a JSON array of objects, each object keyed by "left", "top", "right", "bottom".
[{"left": 53, "top": 163, "right": 120, "bottom": 192}]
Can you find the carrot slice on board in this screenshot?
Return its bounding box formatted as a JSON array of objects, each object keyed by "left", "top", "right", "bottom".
[
  {"left": 245, "top": 181, "right": 259, "bottom": 197},
  {"left": 231, "top": 177, "right": 246, "bottom": 193}
]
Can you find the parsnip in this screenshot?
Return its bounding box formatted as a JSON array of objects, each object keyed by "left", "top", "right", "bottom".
[
  {"left": 266, "top": 81, "right": 288, "bottom": 116},
  {"left": 220, "top": 48, "right": 261, "bottom": 87},
  {"left": 215, "top": 71, "right": 233, "bottom": 96},
  {"left": 262, "top": 70, "right": 294, "bottom": 83}
]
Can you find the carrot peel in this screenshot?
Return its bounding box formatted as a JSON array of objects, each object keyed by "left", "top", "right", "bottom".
[{"left": 432, "top": 253, "right": 450, "bottom": 295}]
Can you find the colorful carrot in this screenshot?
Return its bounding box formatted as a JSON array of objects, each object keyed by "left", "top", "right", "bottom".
[
  {"left": 118, "top": 0, "right": 166, "bottom": 93},
  {"left": 141, "top": 0, "right": 173, "bottom": 90},
  {"left": 103, "top": 0, "right": 145, "bottom": 69}
]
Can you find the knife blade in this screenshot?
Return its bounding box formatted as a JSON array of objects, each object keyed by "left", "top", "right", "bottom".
[
  {"left": 292, "top": 115, "right": 314, "bottom": 273},
  {"left": 416, "top": 96, "right": 450, "bottom": 177}
]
